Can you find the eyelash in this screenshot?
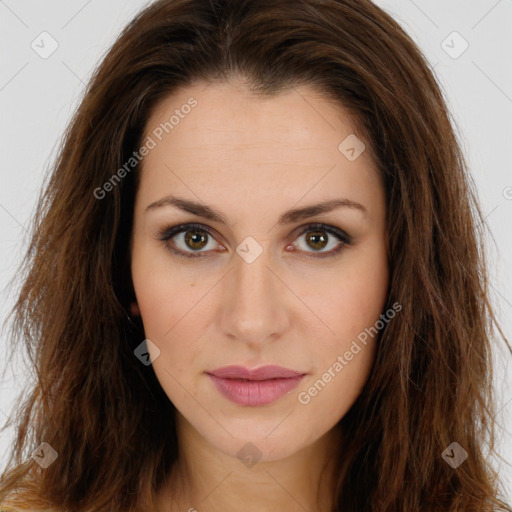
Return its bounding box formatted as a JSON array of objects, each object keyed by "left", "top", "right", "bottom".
[{"left": 156, "top": 222, "right": 352, "bottom": 260}]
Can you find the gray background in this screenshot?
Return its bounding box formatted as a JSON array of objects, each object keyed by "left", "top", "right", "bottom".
[{"left": 0, "top": 0, "right": 511, "bottom": 501}]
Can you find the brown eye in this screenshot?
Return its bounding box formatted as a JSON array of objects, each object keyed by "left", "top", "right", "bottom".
[
  {"left": 158, "top": 222, "right": 351, "bottom": 260},
  {"left": 292, "top": 223, "right": 351, "bottom": 258},
  {"left": 157, "top": 223, "right": 221, "bottom": 258},
  {"left": 184, "top": 229, "right": 209, "bottom": 250},
  {"left": 304, "top": 231, "right": 328, "bottom": 251}
]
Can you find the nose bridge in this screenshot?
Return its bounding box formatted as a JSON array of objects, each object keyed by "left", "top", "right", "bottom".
[
  {"left": 219, "top": 243, "right": 289, "bottom": 343},
  {"left": 234, "top": 246, "right": 272, "bottom": 302}
]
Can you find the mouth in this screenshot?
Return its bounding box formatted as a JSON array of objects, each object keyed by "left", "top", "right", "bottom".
[{"left": 206, "top": 365, "right": 307, "bottom": 406}]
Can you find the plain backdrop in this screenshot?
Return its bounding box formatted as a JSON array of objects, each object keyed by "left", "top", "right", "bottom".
[{"left": 0, "top": 0, "right": 511, "bottom": 502}]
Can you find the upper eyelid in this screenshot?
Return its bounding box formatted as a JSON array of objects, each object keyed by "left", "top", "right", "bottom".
[
  {"left": 158, "top": 222, "right": 350, "bottom": 247},
  {"left": 159, "top": 222, "right": 224, "bottom": 244}
]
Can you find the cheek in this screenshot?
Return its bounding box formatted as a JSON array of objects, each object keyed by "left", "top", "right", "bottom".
[
  {"left": 305, "top": 242, "right": 389, "bottom": 343},
  {"left": 294, "top": 305, "right": 381, "bottom": 443},
  {"left": 130, "top": 245, "right": 211, "bottom": 379},
  {"left": 131, "top": 264, "right": 201, "bottom": 405},
  {"left": 298, "top": 243, "right": 388, "bottom": 403},
  {"left": 131, "top": 241, "right": 197, "bottom": 335}
]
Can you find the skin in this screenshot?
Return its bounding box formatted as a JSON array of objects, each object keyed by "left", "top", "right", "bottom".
[{"left": 130, "top": 78, "right": 389, "bottom": 512}]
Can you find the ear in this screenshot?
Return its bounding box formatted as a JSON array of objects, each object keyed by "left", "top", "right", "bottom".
[{"left": 130, "top": 301, "right": 140, "bottom": 316}]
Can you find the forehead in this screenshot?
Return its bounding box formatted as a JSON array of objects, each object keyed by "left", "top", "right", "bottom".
[{"left": 137, "top": 80, "right": 382, "bottom": 221}]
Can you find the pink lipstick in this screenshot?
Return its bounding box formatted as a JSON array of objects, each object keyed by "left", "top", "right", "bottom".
[{"left": 206, "top": 365, "right": 306, "bottom": 406}]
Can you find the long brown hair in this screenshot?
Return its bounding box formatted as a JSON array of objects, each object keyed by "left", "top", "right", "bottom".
[{"left": 1, "top": 0, "right": 511, "bottom": 510}]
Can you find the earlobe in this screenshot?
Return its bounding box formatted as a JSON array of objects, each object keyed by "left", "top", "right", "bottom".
[{"left": 130, "top": 301, "right": 140, "bottom": 317}]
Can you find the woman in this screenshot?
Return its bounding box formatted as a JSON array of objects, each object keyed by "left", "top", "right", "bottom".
[{"left": 1, "top": 0, "right": 510, "bottom": 510}]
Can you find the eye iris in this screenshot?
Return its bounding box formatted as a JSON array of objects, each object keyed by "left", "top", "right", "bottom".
[
  {"left": 306, "top": 230, "right": 328, "bottom": 250},
  {"left": 185, "top": 229, "right": 208, "bottom": 250}
]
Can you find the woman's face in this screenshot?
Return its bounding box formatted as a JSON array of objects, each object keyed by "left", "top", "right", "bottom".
[{"left": 130, "top": 79, "right": 389, "bottom": 462}]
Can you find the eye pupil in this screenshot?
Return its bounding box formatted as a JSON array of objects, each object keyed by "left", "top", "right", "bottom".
[
  {"left": 306, "top": 231, "right": 328, "bottom": 250},
  {"left": 185, "top": 229, "right": 208, "bottom": 250}
]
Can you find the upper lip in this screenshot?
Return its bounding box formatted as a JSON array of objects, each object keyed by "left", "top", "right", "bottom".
[{"left": 207, "top": 365, "right": 306, "bottom": 381}]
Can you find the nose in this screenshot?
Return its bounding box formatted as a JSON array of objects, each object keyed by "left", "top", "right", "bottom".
[{"left": 218, "top": 246, "right": 291, "bottom": 347}]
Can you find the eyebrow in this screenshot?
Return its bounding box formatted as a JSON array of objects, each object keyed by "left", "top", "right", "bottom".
[{"left": 144, "top": 195, "right": 368, "bottom": 224}]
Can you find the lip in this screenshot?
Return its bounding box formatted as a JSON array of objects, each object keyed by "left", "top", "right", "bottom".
[
  {"left": 206, "top": 365, "right": 306, "bottom": 406},
  {"left": 208, "top": 365, "right": 305, "bottom": 380}
]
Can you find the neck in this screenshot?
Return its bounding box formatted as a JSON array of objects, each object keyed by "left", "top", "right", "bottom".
[{"left": 157, "top": 413, "right": 343, "bottom": 512}]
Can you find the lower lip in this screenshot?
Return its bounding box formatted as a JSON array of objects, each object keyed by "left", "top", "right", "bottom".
[{"left": 207, "top": 374, "right": 305, "bottom": 406}]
